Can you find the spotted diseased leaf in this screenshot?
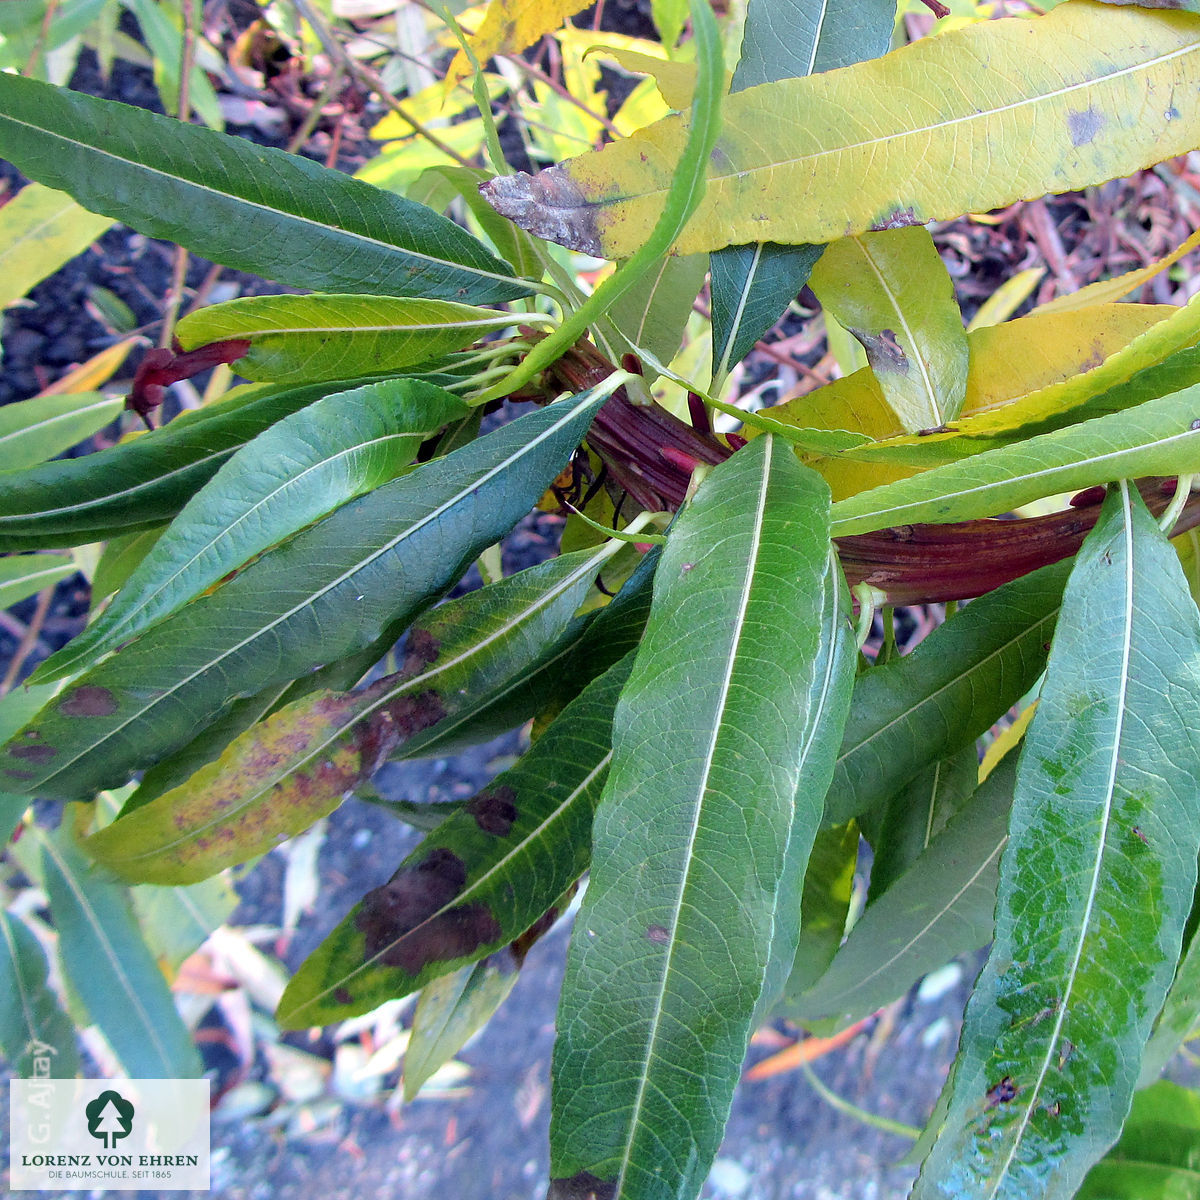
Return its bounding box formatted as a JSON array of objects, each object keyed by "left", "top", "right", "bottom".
[
  {"left": 483, "top": 5, "right": 1200, "bottom": 260},
  {"left": 277, "top": 651, "right": 635, "bottom": 1028},
  {"left": 34, "top": 379, "right": 468, "bottom": 684},
  {"left": 446, "top": 0, "right": 594, "bottom": 89},
  {"left": 83, "top": 543, "right": 621, "bottom": 885},
  {"left": 0, "top": 388, "right": 611, "bottom": 800},
  {"left": 915, "top": 483, "right": 1200, "bottom": 1200},
  {"left": 549, "top": 437, "right": 837, "bottom": 1200},
  {"left": 808, "top": 228, "right": 969, "bottom": 432},
  {"left": 0, "top": 73, "right": 529, "bottom": 303}
]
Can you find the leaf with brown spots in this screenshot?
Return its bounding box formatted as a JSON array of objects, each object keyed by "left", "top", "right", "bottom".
[
  {"left": 82, "top": 543, "right": 623, "bottom": 885},
  {"left": 276, "top": 650, "right": 635, "bottom": 1028},
  {"left": 0, "top": 389, "right": 611, "bottom": 802},
  {"left": 481, "top": 5, "right": 1200, "bottom": 259}
]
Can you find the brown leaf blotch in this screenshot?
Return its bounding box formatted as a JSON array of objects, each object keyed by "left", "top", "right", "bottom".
[
  {"left": 9, "top": 743, "right": 56, "bottom": 765},
  {"left": 58, "top": 686, "right": 119, "bottom": 717},
  {"left": 871, "top": 206, "right": 921, "bottom": 231},
  {"left": 466, "top": 785, "right": 518, "bottom": 836},
  {"left": 402, "top": 628, "right": 441, "bottom": 674},
  {"left": 333, "top": 987, "right": 354, "bottom": 1006},
  {"left": 388, "top": 690, "right": 447, "bottom": 739},
  {"left": 479, "top": 169, "right": 603, "bottom": 257},
  {"left": 355, "top": 847, "right": 501, "bottom": 974},
  {"left": 1067, "top": 107, "right": 1106, "bottom": 148},
  {"left": 646, "top": 923, "right": 670, "bottom": 945},
  {"left": 548, "top": 1171, "right": 617, "bottom": 1200},
  {"left": 859, "top": 328, "right": 909, "bottom": 374}
]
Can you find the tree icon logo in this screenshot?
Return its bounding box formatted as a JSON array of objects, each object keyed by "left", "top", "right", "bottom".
[{"left": 84, "top": 1090, "right": 135, "bottom": 1150}]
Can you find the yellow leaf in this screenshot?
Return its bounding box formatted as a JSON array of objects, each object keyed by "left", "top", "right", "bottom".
[
  {"left": 482, "top": 3, "right": 1200, "bottom": 259},
  {"left": 979, "top": 702, "right": 1037, "bottom": 783},
  {"left": 966, "top": 267, "right": 1046, "bottom": 332},
  {"left": 369, "top": 74, "right": 509, "bottom": 141},
  {"left": 39, "top": 337, "right": 137, "bottom": 395},
  {"left": 446, "top": 0, "right": 595, "bottom": 90},
  {"left": 763, "top": 302, "right": 1170, "bottom": 499}
]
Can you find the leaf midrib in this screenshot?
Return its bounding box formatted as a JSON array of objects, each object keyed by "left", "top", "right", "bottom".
[{"left": 0, "top": 395, "right": 119, "bottom": 451}]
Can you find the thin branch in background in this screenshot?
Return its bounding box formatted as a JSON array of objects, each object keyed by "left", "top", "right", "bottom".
[
  {"left": 159, "top": 0, "right": 198, "bottom": 350},
  {"left": 286, "top": 62, "right": 347, "bottom": 154},
  {"left": 508, "top": 56, "right": 622, "bottom": 141},
  {"left": 290, "top": 0, "right": 475, "bottom": 168},
  {"left": 23, "top": 0, "right": 62, "bottom": 77},
  {"left": 1, "top": 587, "right": 55, "bottom": 696}
]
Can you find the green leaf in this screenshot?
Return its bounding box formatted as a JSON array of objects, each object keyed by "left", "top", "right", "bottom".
[
  {"left": 130, "top": 877, "right": 238, "bottom": 973},
  {"left": 915, "top": 483, "right": 1200, "bottom": 1200},
  {"left": 606, "top": 252, "right": 708, "bottom": 365},
  {"left": 0, "top": 909, "right": 80, "bottom": 1077},
  {"left": 83, "top": 542, "right": 621, "bottom": 884},
  {"left": 1174, "top": 528, "right": 1200, "bottom": 607},
  {"left": 402, "top": 954, "right": 519, "bottom": 1101},
  {"left": 830, "top": 386, "right": 1200, "bottom": 535},
  {"left": 790, "top": 758, "right": 1016, "bottom": 1028},
  {"left": 549, "top": 437, "right": 835, "bottom": 1200},
  {"left": 175, "top": 296, "right": 518, "bottom": 385},
  {"left": 277, "top": 650, "right": 635, "bottom": 1028},
  {"left": 0, "top": 183, "right": 114, "bottom": 310},
  {"left": 39, "top": 820, "right": 202, "bottom": 1078},
  {"left": 35, "top": 379, "right": 467, "bottom": 683},
  {"left": 864, "top": 745, "right": 979, "bottom": 903},
  {"left": 1077, "top": 1080, "right": 1200, "bottom": 1199},
  {"left": 0, "top": 376, "right": 397, "bottom": 549},
  {"left": 0, "top": 73, "right": 529, "bottom": 303},
  {"left": 1138, "top": 912, "right": 1200, "bottom": 1088},
  {"left": 808, "top": 228, "right": 969, "bottom": 431},
  {"left": 0, "top": 553, "right": 76, "bottom": 610},
  {"left": 0, "top": 390, "right": 123, "bottom": 473},
  {"left": 823, "top": 560, "right": 1068, "bottom": 827},
  {"left": 0, "top": 387, "right": 611, "bottom": 800},
  {"left": 484, "top": 5, "right": 1200, "bottom": 259},
  {"left": 709, "top": 0, "right": 894, "bottom": 378}
]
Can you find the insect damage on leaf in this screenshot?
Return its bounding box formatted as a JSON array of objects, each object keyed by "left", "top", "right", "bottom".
[
  {"left": 479, "top": 171, "right": 603, "bottom": 258},
  {"left": 355, "top": 847, "right": 502, "bottom": 974}
]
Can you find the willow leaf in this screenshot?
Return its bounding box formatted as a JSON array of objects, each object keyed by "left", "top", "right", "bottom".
[
  {"left": 830, "top": 386, "right": 1200, "bottom": 535},
  {"left": 0, "top": 553, "right": 76, "bottom": 611},
  {"left": 809, "top": 228, "right": 969, "bottom": 432},
  {"left": 0, "top": 388, "right": 609, "bottom": 800},
  {"left": 915, "top": 483, "right": 1200, "bottom": 1200},
  {"left": 83, "top": 544, "right": 621, "bottom": 884},
  {"left": 175, "top": 296, "right": 517, "bottom": 385},
  {"left": 35, "top": 380, "right": 467, "bottom": 683},
  {"left": 0, "top": 377, "right": 397, "bottom": 548},
  {"left": 0, "top": 909, "right": 79, "bottom": 1077},
  {"left": 0, "top": 73, "right": 528, "bottom": 303},
  {"left": 0, "top": 390, "right": 122, "bottom": 472},
  {"left": 39, "top": 822, "right": 202, "bottom": 1079},
  {"left": 709, "top": 0, "right": 894, "bottom": 377},
  {"left": 278, "top": 651, "right": 635, "bottom": 1028},
  {"left": 791, "top": 759, "right": 1015, "bottom": 1029},
  {"left": 549, "top": 437, "right": 835, "bottom": 1200},
  {"left": 823, "top": 560, "right": 1068, "bottom": 828},
  {"left": 483, "top": 4, "right": 1200, "bottom": 259}
]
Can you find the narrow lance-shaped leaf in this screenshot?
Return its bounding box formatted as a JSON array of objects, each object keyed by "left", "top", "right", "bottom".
[
  {"left": 484, "top": 4, "right": 1200, "bottom": 259},
  {"left": 0, "top": 376, "right": 403, "bottom": 548},
  {"left": 823, "top": 558, "right": 1068, "bottom": 828},
  {"left": 174, "top": 296, "right": 518, "bottom": 385},
  {"left": 278, "top": 651, "right": 636, "bottom": 1028},
  {"left": 915, "top": 482, "right": 1200, "bottom": 1200},
  {"left": 39, "top": 821, "right": 202, "bottom": 1079},
  {"left": 709, "top": 0, "right": 894, "bottom": 377},
  {"left": 808, "top": 228, "right": 969, "bottom": 432},
  {"left": 0, "top": 73, "right": 529, "bottom": 303},
  {"left": 549, "top": 436, "right": 834, "bottom": 1200},
  {"left": 0, "top": 909, "right": 80, "bottom": 1078},
  {"left": 0, "top": 554, "right": 76, "bottom": 611},
  {"left": 0, "top": 387, "right": 612, "bottom": 800},
  {"left": 0, "top": 182, "right": 113, "bottom": 310},
  {"left": 35, "top": 380, "right": 468, "bottom": 683},
  {"left": 830, "top": 385, "right": 1200, "bottom": 536},
  {"left": 83, "top": 542, "right": 622, "bottom": 885},
  {"left": 0, "top": 390, "right": 123, "bottom": 473},
  {"left": 790, "top": 758, "right": 1017, "bottom": 1030},
  {"left": 605, "top": 252, "right": 708, "bottom": 366}
]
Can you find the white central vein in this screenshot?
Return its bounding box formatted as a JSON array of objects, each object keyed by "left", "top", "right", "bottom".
[
  {"left": 614, "top": 438, "right": 773, "bottom": 1196},
  {"left": 0, "top": 395, "right": 118, "bottom": 451},
  {"left": 986, "top": 479, "right": 1135, "bottom": 1199}
]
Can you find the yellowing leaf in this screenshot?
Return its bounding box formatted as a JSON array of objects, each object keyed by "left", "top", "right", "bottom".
[
  {"left": 482, "top": 3, "right": 1200, "bottom": 259},
  {"left": 446, "top": 0, "right": 594, "bottom": 90},
  {"left": 369, "top": 74, "right": 509, "bottom": 140},
  {"left": 765, "top": 302, "right": 1170, "bottom": 499}
]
